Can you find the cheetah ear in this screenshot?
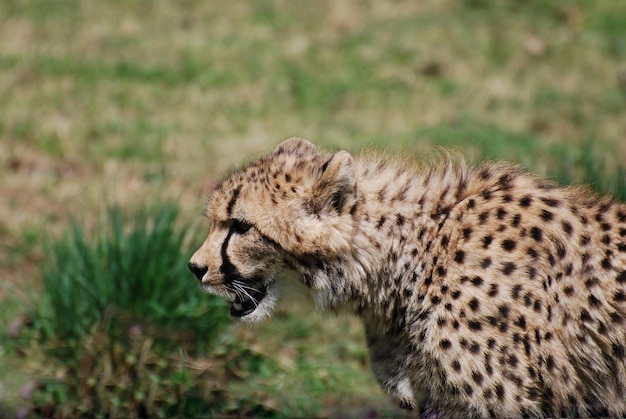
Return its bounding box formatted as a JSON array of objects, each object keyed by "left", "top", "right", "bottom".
[
  {"left": 273, "top": 137, "right": 317, "bottom": 157},
  {"left": 311, "top": 150, "right": 356, "bottom": 215},
  {"left": 282, "top": 150, "right": 357, "bottom": 257}
]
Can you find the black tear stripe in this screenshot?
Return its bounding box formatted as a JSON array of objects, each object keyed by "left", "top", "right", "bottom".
[
  {"left": 226, "top": 186, "right": 241, "bottom": 217},
  {"left": 220, "top": 225, "right": 276, "bottom": 284},
  {"left": 220, "top": 228, "right": 239, "bottom": 278}
]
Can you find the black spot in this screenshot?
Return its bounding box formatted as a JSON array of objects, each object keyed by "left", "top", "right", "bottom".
[
  {"left": 612, "top": 343, "right": 625, "bottom": 359},
  {"left": 377, "top": 216, "right": 386, "bottom": 229},
  {"left": 519, "top": 196, "right": 532, "bottom": 207},
  {"left": 488, "top": 283, "right": 498, "bottom": 297},
  {"left": 452, "top": 290, "right": 461, "bottom": 299},
  {"left": 527, "top": 247, "right": 539, "bottom": 259},
  {"left": 541, "top": 197, "right": 560, "bottom": 207},
  {"left": 618, "top": 243, "right": 626, "bottom": 252},
  {"left": 585, "top": 277, "right": 599, "bottom": 288},
  {"left": 463, "top": 227, "right": 473, "bottom": 239},
  {"left": 502, "top": 262, "right": 517, "bottom": 275},
  {"left": 602, "top": 258, "right": 612, "bottom": 270},
  {"left": 454, "top": 250, "right": 465, "bottom": 264},
  {"left": 546, "top": 355, "right": 555, "bottom": 371},
  {"left": 479, "top": 211, "right": 490, "bottom": 223},
  {"left": 396, "top": 214, "right": 405, "bottom": 226},
  {"left": 441, "top": 235, "right": 449, "bottom": 247},
  {"left": 498, "top": 173, "right": 514, "bottom": 188},
  {"left": 481, "top": 258, "right": 492, "bottom": 269},
  {"left": 524, "top": 338, "right": 532, "bottom": 356},
  {"left": 487, "top": 338, "right": 497, "bottom": 348},
  {"left": 524, "top": 293, "right": 532, "bottom": 307},
  {"left": 482, "top": 235, "right": 493, "bottom": 248},
  {"left": 533, "top": 300, "right": 542, "bottom": 312},
  {"left": 436, "top": 266, "right": 447, "bottom": 277},
  {"left": 471, "top": 276, "right": 484, "bottom": 287},
  {"left": 615, "top": 290, "right": 626, "bottom": 302},
  {"left": 463, "top": 383, "right": 474, "bottom": 396},
  {"left": 561, "top": 221, "right": 573, "bottom": 236},
  {"left": 565, "top": 264, "right": 573, "bottom": 276},
  {"left": 469, "top": 341, "right": 480, "bottom": 353},
  {"left": 556, "top": 243, "right": 567, "bottom": 259},
  {"left": 611, "top": 312, "right": 623, "bottom": 324},
  {"left": 580, "top": 235, "right": 590, "bottom": 246},
  {"left": 452, "top": 360, "right": 461, "bottom": 372},
  {"left": 468, "top": 320, "right": 482, "bottom": 331},
  {"left": 508, "top": 354, "right": 519, "bottom": 367},
  {"left": 515, "top": 316, "right": 527, "bottom": 330},
  {"left": 495, "top": 384, "right": 505, "bottom": 400},
  {"left": 617, "top": 271, "right": 626, "bottom": 283},
  {"left": 497, "top": 207, "right": 508, "bottom": 220},
  {"left": 580, "top": 309, "right": 592, "bottom": 322},
  {"left": 486, "top": 363, "right": 494, "bottom": 377},
  {"left": 472, "top": 371, "right": 484, "bottom": 386},
  {"left": 499, "top": 305, "right": 510, "bottom": 318},
  {"left": 469, "top": 298, "right": 480, "bottom": 312},
  {"left": 501, "top": 239, "right": 517, "bottom": 251},
  {"left": 540, "top": 210, "right": 554, "bottom": 222},
  {"left": 530, "top": 226, "right": 543, "bottom": 242},
  {"left": 440, "top": 339, "right": 452, "bottom": 350},
  {"left": 511, "top": 285, "right": 522, "bottom": 300},
  {"left": 431, "top": 296, "right": 441, "bottom": 305},
  {"left": 564, "top": 286, "right": 574, "bottom": 296}
]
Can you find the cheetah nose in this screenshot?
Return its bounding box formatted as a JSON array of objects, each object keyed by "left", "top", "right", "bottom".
[{"left": 188, "top": 262, "right": 208, "bottom": 282}]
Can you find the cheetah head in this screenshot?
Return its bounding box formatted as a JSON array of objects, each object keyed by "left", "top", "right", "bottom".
[{"left": 188, "top": 137, "right": 357, "bottom": 323}]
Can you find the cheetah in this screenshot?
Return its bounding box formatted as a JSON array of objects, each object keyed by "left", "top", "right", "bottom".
[{"left": 188, "top": 137, "right": 626, "bottom": 418}]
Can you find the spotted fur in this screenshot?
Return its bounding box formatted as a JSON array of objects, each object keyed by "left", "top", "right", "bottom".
[{"left": 189, "top": 138, "right": 626, "bottom": 418}]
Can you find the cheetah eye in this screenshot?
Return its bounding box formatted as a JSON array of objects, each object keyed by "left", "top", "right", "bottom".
[{"left": 231, "top": 219, "right": 253, "bottom": 235}]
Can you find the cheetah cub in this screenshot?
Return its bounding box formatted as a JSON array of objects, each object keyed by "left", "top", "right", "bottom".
[{"left": 189, "top": 138, "right": 626, "bottom": 418}]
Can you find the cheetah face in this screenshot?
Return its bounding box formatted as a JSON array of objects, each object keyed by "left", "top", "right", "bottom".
[
  {"left": 189, "top": 217, "right": 303, "bottom": 322},
  {"left": 188, "top": 137, "right": 358, "bottom": 323}
]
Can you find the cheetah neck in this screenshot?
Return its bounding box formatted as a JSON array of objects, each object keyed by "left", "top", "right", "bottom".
[{"left": 310, "top": 158, "right": 476, "bottom": 319}]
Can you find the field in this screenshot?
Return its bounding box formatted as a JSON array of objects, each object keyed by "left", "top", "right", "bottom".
[{"left": 1, "top": 0, "right": 625, "bottom": 417}]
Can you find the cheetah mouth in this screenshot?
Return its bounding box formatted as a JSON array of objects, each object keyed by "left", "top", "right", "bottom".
[{"left": 226, "top": 280, "right": 268, "bottom": 318}]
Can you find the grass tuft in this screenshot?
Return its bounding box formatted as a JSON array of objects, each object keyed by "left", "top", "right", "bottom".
[{"left": 29, "top": 203, "right": 229, "bottom": 353}]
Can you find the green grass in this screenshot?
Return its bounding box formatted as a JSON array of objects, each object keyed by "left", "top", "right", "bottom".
[
  {"left": 29, "top": 204, "right": 229, "bottom": 351},
  {"left": 1, "top": 0, "right": 626, "bottom": 417}
]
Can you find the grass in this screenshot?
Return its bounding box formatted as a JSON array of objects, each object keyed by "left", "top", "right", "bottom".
[
  {"left": 1, "top": 0, "right": 625, "bottom": 417},
  {"left": 29, "top": 204, "right": 228, "bottom": 350}
]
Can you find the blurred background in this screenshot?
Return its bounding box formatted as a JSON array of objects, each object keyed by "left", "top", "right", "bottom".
[{"left": 1, "top": 0, "right": 625, "bottom": 417}]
